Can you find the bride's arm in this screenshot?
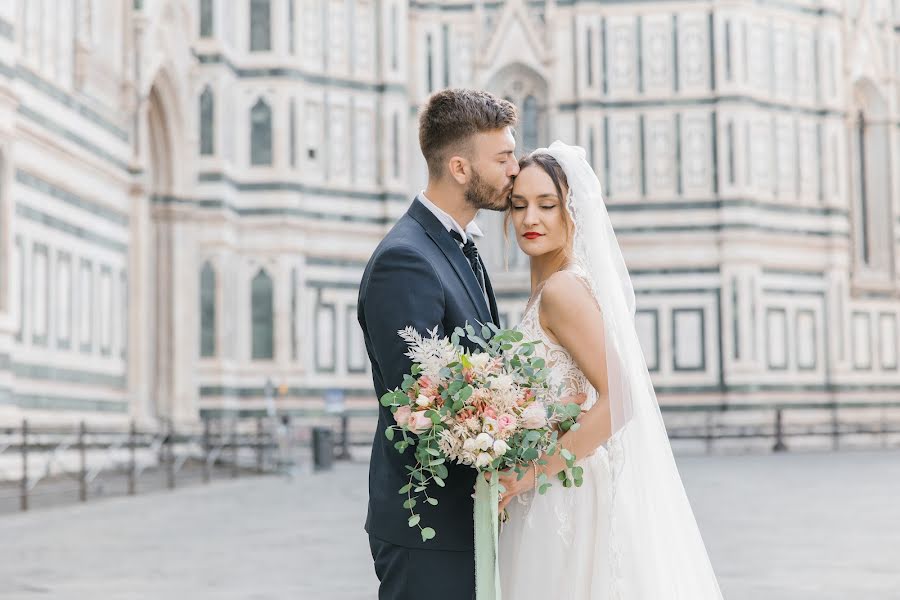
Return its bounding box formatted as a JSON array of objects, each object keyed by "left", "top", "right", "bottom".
[{"left": 499, "top": 272, "right": 612, "bottom": 507}]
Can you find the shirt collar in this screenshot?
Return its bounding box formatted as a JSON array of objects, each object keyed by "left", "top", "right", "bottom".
[{"left": 416, "top": 192, "right": 484, "bottom": 244}]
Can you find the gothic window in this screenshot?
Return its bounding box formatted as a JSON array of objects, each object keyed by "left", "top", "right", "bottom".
[
  {"left": 442, "top": 24, "right": 451, "bottom": 88},
  {"left": 199, "top": 86, "right": 215, "bottom": 156},
  {"left": 199, "top": 0, "right": 213, "bottom": 37},
  {"left": 586, "top": 27, "right": 594, "bottom": 87},
  {"left": 390, "top": 3, "right": 399, "bottom": 70},
  {"left": 250, "top": 98, "right": 273, "bottom": 166},
  {"left": 32, "top": 244, "right": 48, "bottom": 346},
  {"left": 727, "top": 121, "right": 736, "bottom": 185},
  {"left": 290, "top": 267, "right": 298, "bottom": 361},
  {"left": 588, "top": 127, "right": 596, "bottom": 170},
  {"left": 120, "top": 271, "right": 128, "bottom": 359},
  {"left": 57, "top": 253, "right": 72, "bottom": 348},
  {"left": 249, "top": 0, "right": 271, "bottom": 52},
  {"left": 79, "top": 259, "right": 93, "bottom": 352},
  {"left": 287, "top": 0, "right": 295, "bottom": 54},
  {"left": 852, "top": 85, "right": 893, "bottom": 277},
  {"left": 289, "top": 99, "right": 297, "bottom": 167},
  {"left": 14, "top": 237, "right": 23, "bottom": 341},
  {"left": 522, "top": 96, "right": 539, "bottom": 152},
  {"left": 200, "top": 261, "right": 216, "bottom": 358},
  {"left": 251, "top": 269, "right": 274, "bottom": 360},
  {"left": 99, "top": 267, "right": 113, "bottom": 355},
  {"left": 426, "top": 34, "right": 434, "bottom": 93},
  {"left": 392, "top": 112, "right": 401, "bottom": 179}
]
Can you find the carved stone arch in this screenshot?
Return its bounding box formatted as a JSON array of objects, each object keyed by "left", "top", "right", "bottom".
[{"left": 486, "top": 62, "right": 549, "bottom": 155}]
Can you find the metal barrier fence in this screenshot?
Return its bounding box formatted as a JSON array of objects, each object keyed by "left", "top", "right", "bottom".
[
  {"left": 0, "top": 417, "right": 285, "bottom": 513},
  {"left": 308, "top": 400, "right": 900, "bottom": 462},
  {"left": 5, "top": 401, "right": 896, "bottom": 510}
]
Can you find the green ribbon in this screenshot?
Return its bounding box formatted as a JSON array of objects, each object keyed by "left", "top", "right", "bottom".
[{"left": 474, "top": 473, "right": 502, "bottom": 600}]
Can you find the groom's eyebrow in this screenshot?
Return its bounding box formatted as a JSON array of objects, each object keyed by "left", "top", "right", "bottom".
[{"left": 496, "top": 150, "right": 514, "bottom": 157}]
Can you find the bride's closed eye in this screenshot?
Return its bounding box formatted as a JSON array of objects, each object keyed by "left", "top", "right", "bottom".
[{"left": 511, "top": 203, "right": 558, "bottom": 210}]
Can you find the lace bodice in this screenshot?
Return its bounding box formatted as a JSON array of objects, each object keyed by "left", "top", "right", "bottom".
[{"left": 516, "top": 265, "right": 595, "bottom": 410}]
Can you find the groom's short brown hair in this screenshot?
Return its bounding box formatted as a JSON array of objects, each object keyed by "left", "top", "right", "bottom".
[{"left": 418, "top": 89, "right": 518, "bottom": 179}]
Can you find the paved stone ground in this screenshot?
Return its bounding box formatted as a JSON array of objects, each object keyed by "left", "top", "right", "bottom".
[{"left": 0, "top": 450, "right": 898, "bottom": 599}]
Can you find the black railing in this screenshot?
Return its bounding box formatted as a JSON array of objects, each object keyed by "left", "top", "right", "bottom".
[
  {"left": 0, "top": 417, "right": 285, "bottom": 513},
  {"left": 304, "top": 400, "right": 900, "bottom": 461}
]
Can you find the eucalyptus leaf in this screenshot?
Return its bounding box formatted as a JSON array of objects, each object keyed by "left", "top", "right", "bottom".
[{"left": 458, "top": 386, "right": 473, "bottom": 402}]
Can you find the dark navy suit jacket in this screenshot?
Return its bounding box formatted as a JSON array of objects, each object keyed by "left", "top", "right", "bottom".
[{"left": 358, "top": 198, "right": 499, "bottom": 551}]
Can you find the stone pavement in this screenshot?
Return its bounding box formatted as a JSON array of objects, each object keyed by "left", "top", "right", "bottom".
[{"left": 1, "top": 450, "right": 899, "bottom": 599}]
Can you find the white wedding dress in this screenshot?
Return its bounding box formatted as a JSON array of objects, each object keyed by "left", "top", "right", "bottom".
[
  {"left": 498, "top": 142, "right": 723, "bottom": 600},
  {"left": 499, "top": 264, "right": 618, "bottom": 599}
]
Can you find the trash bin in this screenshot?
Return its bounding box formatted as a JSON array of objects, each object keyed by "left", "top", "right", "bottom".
[{"left": 312, "top": 427, "right": 335, "bottom": 471}]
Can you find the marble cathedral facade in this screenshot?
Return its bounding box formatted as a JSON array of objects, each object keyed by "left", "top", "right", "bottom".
[{"left": 0, "top": 0, "right": 898, "bottom": 427}]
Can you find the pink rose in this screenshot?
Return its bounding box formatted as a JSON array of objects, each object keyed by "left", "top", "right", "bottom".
[
  {"left": 407, "top": 411, "right": 433, "bottom": 435},
  {"left": 483, "top": 407, "right": 497, "bottom": 420},
  {"left": 393, "top": 405, "right": 412, "bottom": 426},
  {"left": 497, "top": 414, "right": 516, "bottom": 431}
]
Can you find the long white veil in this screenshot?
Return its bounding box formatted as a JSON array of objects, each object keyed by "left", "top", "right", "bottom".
[{"left": 536, "top": 141, "right": 723, "bottom": 598}]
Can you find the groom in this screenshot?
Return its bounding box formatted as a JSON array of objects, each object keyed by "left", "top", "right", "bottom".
[{"left": 358, "top": 89, "right": 519, "bottom": 599}]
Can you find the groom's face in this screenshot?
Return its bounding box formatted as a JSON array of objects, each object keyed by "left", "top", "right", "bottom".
[{"left": 463, "top": 128, "right": 519, "bottom": 211}]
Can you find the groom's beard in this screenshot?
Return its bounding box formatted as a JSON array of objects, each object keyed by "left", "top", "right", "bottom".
[{"left": 465, "top": 169, "right": 512, "bottom": 212}]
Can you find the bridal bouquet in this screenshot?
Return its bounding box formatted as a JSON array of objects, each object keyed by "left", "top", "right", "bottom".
[{"left": 380, "top": 323, "right": 583, "bottom": 598}]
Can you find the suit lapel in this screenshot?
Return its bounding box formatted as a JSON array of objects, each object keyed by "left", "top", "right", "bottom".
[
  {"left": 480, "top": 255, "right": 500, "bottom": 326},
  {"left": 408, "top": 199, "right": 493, "bottom": 325}
]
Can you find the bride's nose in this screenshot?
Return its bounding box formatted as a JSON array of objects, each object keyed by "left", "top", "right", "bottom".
[{"left": 523, "top": 204, "right": 541, "bottom": 227}]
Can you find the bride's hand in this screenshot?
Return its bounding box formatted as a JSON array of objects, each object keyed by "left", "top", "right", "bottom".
[
  {"left": 558, "top": 392, "right": 587, "bottom": 408},
  {"left": 491, "top": 467, "right": 536, "bottom": 512}
]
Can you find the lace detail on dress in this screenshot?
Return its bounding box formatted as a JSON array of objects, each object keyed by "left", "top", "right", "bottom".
[
  {"left": 517, "top": 264, "right": 595, "bottom": 410},
  {"left": 516, "top": 264, "right": 597, "bottom": 544}
]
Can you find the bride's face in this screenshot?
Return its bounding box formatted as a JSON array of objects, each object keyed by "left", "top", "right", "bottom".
[{"left": 509, "top": 165, "right": 572, "bottom": 258}]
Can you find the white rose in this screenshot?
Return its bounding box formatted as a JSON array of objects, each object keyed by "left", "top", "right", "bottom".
[
  {"left": 475, "top": 432, "right": 494, "bottom": 452},
  {"left": 415, "top": 394, "right": 432, "bottom": 408},
  {"left": 482, "top": 418, "right": 499, "bottom": 436},
  {"left": 492, "top": 440, "right": 510, "bottom": 456},
  {"left": 468, "top": 353, "right": 490, "bottom": 371},
  {"left": 463, "top": 437, "right": 477, "bottom": 453},
  {"left": 520, "top": 403, "right": 547, "bottom": 429},
  {"left": 475, "top": 452, "right": 492, "bottom": 468}
]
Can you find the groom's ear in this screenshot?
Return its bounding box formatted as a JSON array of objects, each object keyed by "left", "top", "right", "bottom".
[{"left": 447, "top": 155, "right": 470, "bottom": 185}]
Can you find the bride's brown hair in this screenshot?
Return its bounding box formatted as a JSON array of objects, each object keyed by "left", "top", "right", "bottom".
[{"left": 503, "top": 153, "right": 574, "bottom": 269}]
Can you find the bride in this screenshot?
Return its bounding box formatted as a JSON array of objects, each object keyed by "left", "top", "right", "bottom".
[{"left": 496, "top": 141, "right": 723, "bottom": 599}]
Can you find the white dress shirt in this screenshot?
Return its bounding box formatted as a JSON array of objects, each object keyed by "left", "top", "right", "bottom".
[
  {"left": 416, "top": 192, "right": 484, "bottom": 245},
  {"left": 416, "top": 192, "right": 490, "bottom": 308}
]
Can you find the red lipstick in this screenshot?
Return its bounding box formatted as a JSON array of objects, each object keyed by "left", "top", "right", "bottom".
[{"left": 523, "top": 232, "right": 543, "bottom": 240}]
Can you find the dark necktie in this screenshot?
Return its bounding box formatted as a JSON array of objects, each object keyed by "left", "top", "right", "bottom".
[{"left": 449, "top": 230, "right": 486, "bottom": 296}]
